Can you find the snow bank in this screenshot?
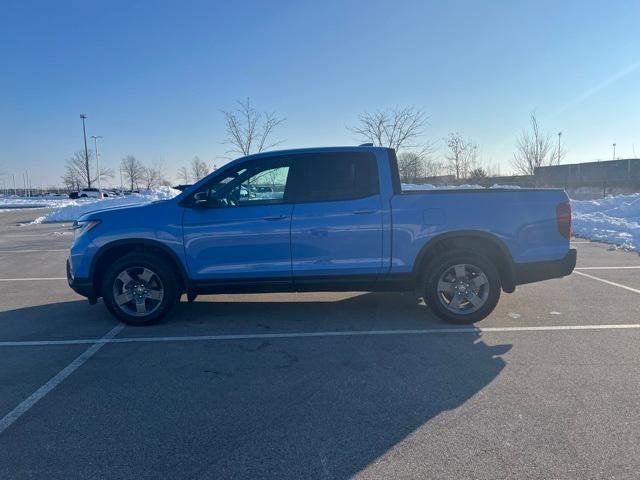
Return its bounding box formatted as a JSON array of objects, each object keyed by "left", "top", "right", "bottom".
[
  {"left": 401, "top": 183, "right": 522, "bottom": 191},
  {"left": 32, "top": 187, "right": 180, "bottom": 223},
  {"left": 571, "top": 193, "right": 640, "bottom": 251},
  {"left": 402, "top": 183, "right": 484, "bottom": 190},
  {"left": 0, "top": 195, "right": 76, "bottom": 210}
]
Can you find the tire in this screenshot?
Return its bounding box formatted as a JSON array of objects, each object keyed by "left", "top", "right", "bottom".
[
  {"left": 80, "top": 194, "right": 87, "bottom": 198},
  {"left": 102, "top": 253, "right": 179, "bottom": 326},
  {"left": 422, "top": 249, "right": 501, "bottom": 324}
]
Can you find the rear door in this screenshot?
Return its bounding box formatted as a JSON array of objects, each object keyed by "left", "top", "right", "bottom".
[{"left": 289, "top": 152, "right": 384, "bottom": 279}]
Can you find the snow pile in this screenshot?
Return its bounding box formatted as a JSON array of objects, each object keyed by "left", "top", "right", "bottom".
[
  {"left": 402, "top": 183, "right": 484, "bottom": 190},
  {"left": 572, "top": 193, "right": 640, "bottom": 250},
  {"left": 33, "top": 187, "right": 180, "bottom": 223},
  {"left": 0, "top": 195, "right": 76, "bottom": 210},
  {"left": 401, "top": 183, "right": 522, "bottom": 191}
]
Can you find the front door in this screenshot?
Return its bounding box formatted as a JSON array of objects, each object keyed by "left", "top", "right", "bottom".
[{"left": 182, "top": 157, "right": 294, "bottom": 282}]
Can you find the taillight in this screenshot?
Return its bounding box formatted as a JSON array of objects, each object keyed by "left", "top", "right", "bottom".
[{"left": 556, "top": 201, "right": 571, "bottom": 239}]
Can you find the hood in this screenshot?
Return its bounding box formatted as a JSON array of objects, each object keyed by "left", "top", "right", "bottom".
[{"left": 77, "top": 201, "right": 156, "bottom": 222}]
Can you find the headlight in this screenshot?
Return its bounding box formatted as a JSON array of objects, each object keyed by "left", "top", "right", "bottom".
[{"left": 72, "top": 219, "right": 101, "bottom": 240}]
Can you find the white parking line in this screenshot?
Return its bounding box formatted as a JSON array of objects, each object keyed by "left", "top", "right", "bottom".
[
  {"left": 1, "top": 323, "right": 639, "bottom": 348},
  {"left": 575, "top": 266, "right": 640, "bottom": 270},
  {"left": 574, "top": 271, "right": 640, "bottom": 294},
  {"left": 0, "top": 249, "right": 68, "bottom": 253},
  {"left": 0, "top": 277, "right": 66, "bottom": 282},
  {"left": 2, "top": 233, "right": 71, "bottom": 238},
  {"left": 0, "top": 323, "right": 124, "bottom": 435}
]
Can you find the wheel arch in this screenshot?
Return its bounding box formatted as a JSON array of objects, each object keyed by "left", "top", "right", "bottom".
[
  {"left": 412, "top": 230, "right": 516, "bottom": 293},
  {"left": 91, "top": 239, "right": 189, "bottom": 296}
]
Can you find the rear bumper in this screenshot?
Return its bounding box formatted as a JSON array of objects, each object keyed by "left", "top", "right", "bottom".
[
  {"left": 67, "top": 258, "right": 95, "bottom": 299},
  {"left": 513, "top": 249, "right": 577, "bottom": 286}
]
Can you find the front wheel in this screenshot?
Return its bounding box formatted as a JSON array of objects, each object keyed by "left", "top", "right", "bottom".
[
  {"left": 423, "top": 250, "right": 501, "bottom": 324},
  {"left": 102, "top": 253, "right": 179, "bottom": 325}
]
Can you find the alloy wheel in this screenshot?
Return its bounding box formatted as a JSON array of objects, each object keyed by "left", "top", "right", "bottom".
[
  {"left": 112, "top": 266, "right": 164, "bottom": 317},
  {"left": 436, "top": 263, "right": 490, "bottom": 314}
]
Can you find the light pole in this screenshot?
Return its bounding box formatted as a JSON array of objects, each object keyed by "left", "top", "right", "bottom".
[
  {"left": 80, "top": 114, "right": 91, "bottom": 188},
  {"left": 613, "top": 143, "right": 616, "bottom": 160},
  {"left": 91, "top": 135, "right": 103, "bottom": 196},
  {"left": 557, "top": 132, "right": 562, "bottom": 165}
]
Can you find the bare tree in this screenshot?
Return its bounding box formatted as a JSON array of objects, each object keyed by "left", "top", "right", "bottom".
[
  {"left": 141, "top": 162, "right": 166, "bottom": 189},
  {"left": 512, "top": 112, "right": 555, "bottom": 175},
  {"left": 445, "top": 133, "right": 471, "bottom": 180},
  {"left": 349, "top": 106, "right": 433, "bottom": 153},
  {"left": 397, "top": 152, "right": 424, "bottom": 183},
  {"left": 120, "top": 155, "right": 144, "bottom": 191},
  {"left": 176, "top": 166, "right": 190, "bottom": 184},
  {"left": 396, "top": 149, "right": 443, "bottom": 183},
  {"left": 221, "top": 98, "right": 286, "bottom": 157},
  {"left": 62, "top": 168, "right": 82, "bottom": 191},
  {"left": 190, "top": 156, "right": 209, "bottom": 181},
  {"left": 469, "top": 167, "right": 488, "bottom": 181},
  {"left": 554, "top": 134, "right": 567, "bottom": 166},
  {"left": 424, "top": 158, "right": 444, "bottom": 178},
  {"left": 62, "top": 150, "right": 113, "bottom": 189}
]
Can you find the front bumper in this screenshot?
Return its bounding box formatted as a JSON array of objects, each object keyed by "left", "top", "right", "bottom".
[
  {"left": 513, "top": 248, "right": 577, "bottom": 286},
  {"left": 67, "top": 258, "right": 95, "bottom": 299}
]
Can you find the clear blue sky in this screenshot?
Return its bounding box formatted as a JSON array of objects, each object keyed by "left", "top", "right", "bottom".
[{"left": 1, "top": 0, "right": 639, "bottom": 186}]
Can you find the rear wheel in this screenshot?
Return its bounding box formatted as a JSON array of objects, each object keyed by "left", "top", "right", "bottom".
[
  {"left": 102, "top": 253, "right": 178, "bottom": 325},
  {"left": 423, "top": 250, "right": 501, "bottom": 324}
]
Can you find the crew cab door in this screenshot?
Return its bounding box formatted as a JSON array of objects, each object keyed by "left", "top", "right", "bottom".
[
  {"left": 182, "top": 156, "right": 294, "bottom": 283},
  {"left": 289, "top": 152, "right": 384, "bottom": 279}
]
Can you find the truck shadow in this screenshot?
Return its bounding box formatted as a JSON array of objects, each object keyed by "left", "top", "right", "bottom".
[
  {"left": 174, "top": 291, "right": 464, "bottom": 331},
  {"left": 0, "top": 296, "right": 510, "bottom": 478}
]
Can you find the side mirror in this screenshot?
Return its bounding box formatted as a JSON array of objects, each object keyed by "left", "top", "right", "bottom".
[
  {"left": 193, "top": 191, "right": 210, "bottom": 208},
  {"left": 192, "top": 192, "right": 221, "bottom": 208}
]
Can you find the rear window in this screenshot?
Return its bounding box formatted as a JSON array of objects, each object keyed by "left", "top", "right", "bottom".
[{"left": 291, "top": 152, "right": 379, "bottom": 203}]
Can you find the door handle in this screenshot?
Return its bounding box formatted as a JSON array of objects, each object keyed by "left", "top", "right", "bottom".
[
  {"left": 263, "top": 214, "right": 288, "bottom": 221},
  {"left": 353, "top": 209, "right": 376, "bottom": 215}
]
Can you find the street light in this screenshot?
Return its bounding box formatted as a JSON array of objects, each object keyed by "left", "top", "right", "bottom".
[
  {"left": 80, "top": 114, "right": 91, "bottom": 188},
  {"left": 557, "top": 132, "right": 562, "bottom": 165},
  {"left": 91, "top": 135, "right": 103, "bottom": 196},
  {"left": 613, "top": 143, "right": 617, "bottom": 160}
]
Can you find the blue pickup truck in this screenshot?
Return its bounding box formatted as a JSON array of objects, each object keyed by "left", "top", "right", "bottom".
[{"left": 67, "top": 146, "right": 576, "bottom": 325}]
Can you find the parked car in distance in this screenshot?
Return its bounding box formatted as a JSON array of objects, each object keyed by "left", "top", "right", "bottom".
[
  {"left": 76, "top": 188, "right": 107, "bottom": 198},
  {"left": 67, "top": 145, "right": 576, "bottom": 326}
]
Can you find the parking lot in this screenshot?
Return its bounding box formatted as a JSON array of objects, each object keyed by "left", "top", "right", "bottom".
[{"left": 1, "top": 208, "right": 639, "bottom": 479}]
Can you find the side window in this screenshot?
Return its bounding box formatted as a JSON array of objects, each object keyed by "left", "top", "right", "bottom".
[
  {"left": 195, "top": 159, "right": 292, "bottom": 207},
  {"left": 292, "top": 153, "right": 379, "bottom": 203}
]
